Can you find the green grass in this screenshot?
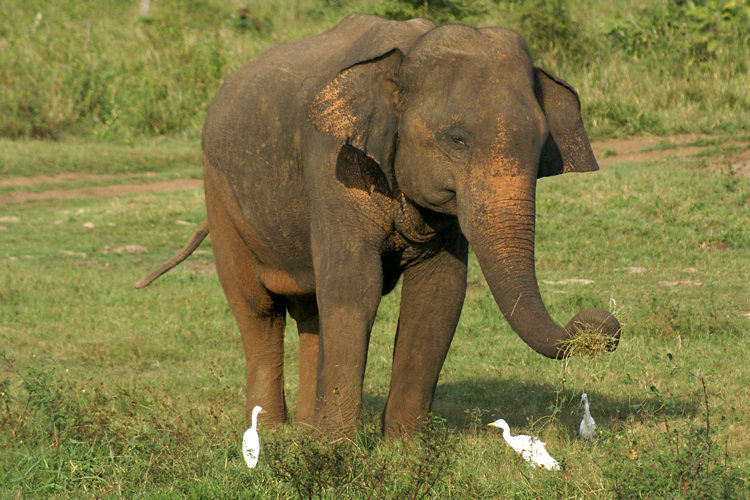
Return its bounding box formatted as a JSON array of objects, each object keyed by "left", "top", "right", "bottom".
[
  {"left": 1, "top": 136, "right": 749, "bottom": 497},
  {"left": 1, "top": 0, "right": 748, "bottom": 140},
  {"left": 0, "top": 137, "right": 200, "bottom": 178},
  {"left": 2, "top": 0, "right": 749, "bottom": 496}
]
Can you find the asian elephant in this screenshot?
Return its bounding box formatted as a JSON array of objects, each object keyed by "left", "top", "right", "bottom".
[{"left": 136, "top": 14, "right": 620, "bottom": 439}]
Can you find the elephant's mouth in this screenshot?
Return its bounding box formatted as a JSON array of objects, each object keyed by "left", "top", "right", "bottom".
[{"left": 394, "top": 193, "right": 458, "bottom": 245}]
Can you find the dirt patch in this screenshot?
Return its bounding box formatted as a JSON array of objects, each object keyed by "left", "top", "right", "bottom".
[
  {"left": 592, "top": 134, "right": 750, "bottom": 177},
  {"left": 0, "top": 179, "right": 202, "bottom": 204},
  {"left": 594, "top": 133, "right": 706, "bottom": 154},
  {"left": 705, "top": 147, "right": 750, "bottom": 178},
  {"left": 540, "top": 278, "right": 594, "bottom": 285},
  {"left": 592, "top": 134, "right": 709, "bottom": 166},
  {"left": 0, "top": 172, "right": 148, "bottom": 188},
  {"left": 0, "top": 135, "right": 746, "bottom": 205},
  {"left": 183, "top": 258, "right": 216, "bottom": 276}
]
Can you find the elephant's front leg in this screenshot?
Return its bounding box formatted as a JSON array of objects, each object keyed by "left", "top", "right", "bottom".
[
  {"left": 383, "top": 234, "right": 468, "bottom": 439},
  {"left": 312, "top": 236, "right": 384, "bottom": 438}
]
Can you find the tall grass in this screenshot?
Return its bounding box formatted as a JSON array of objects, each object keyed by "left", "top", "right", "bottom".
[{"left": 1, "top": 0, "right": 748, "bottom": 140}]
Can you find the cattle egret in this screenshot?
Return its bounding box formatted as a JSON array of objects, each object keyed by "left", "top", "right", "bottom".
[
  {"left": 579, "top": 393, "right": 596, "bottom": 439},
  {"left": 242, "top": 405, "right": 263, "bottom": 469},
  {"left": 488, "top": 418, "right": 560, "bottom": 470}
]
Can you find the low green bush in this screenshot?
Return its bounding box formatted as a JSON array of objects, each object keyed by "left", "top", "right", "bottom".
[{"left": 375, "top": 0, "right": 488, "bottom": 24}]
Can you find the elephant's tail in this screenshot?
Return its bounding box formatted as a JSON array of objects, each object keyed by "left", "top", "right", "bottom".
[{"left": 134, "top": 219, "right": 210, "bottom": 289}]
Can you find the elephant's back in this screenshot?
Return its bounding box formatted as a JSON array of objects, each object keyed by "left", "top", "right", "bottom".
[
  {"left": 202, "top": 15, "right": 435, "bottom": 168},
  {"left": 199, "top": 16, "right": 434, "bottom": 292}
]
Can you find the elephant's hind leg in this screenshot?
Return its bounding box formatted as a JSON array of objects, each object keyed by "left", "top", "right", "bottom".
[
  {"left": 295, "top": 315, "right": 319, "bottom": 428},
  {"left": 206, "top": 194, "right": 288, "bottom": 428}
]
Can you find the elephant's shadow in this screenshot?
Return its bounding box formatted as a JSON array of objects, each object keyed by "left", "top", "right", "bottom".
[{"left": 364, "top": 377, "right": 701, "bottom": 434}]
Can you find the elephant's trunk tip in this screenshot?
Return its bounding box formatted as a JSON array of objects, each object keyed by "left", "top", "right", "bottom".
[{"left": 557, "top": 308, "right": 621, "bottom": 359}]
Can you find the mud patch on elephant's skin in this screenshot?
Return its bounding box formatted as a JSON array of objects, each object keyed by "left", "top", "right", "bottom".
[{"left": 308, "top": 68, "right": 361, "bottom": 141}]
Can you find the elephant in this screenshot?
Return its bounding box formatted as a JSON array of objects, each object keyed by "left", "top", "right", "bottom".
[{"left": 136, "top": 14, "right": 620, "bottom": 439}]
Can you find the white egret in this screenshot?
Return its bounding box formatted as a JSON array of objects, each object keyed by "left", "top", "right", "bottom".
[
  {"left": 579, "top": 393, "right": 596, "bottom": 439},
  {"left": 242, "top": 405, "right": 263, "bottom": 469},
  {"left": 488, "top": 418, "right": 560, "bottom": 470}
]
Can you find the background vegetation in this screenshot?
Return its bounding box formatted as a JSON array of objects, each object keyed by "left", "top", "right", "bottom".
[
  {"left": 1, "top": 0, "right": 749, "bottom": 497},
  {"left": 1, "top": 0, "right": 748, "bottom": 140}
]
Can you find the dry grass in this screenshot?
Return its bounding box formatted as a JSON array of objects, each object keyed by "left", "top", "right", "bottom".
[{"left": 561, "top": 324, "right": 620, "bottom": 357}]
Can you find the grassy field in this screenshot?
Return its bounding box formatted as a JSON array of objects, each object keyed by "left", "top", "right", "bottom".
[
  {"left": 2, "top": 0, "right": 750, "bottom": 497},
  {"left": 2, "top": 136, "right": 748, "bottom": 497}
]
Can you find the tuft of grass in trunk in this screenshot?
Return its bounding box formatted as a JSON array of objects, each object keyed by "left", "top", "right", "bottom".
[{"left": 561, "top": 324, "right": 620, "bottom": 357}]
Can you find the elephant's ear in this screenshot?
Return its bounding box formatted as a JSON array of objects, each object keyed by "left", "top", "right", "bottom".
[
  {"left": 309, "top": 49, "right": 403, "bottom": 190},
  {"left": 534, "top": 67, "right": 599, "bottom": 178}
]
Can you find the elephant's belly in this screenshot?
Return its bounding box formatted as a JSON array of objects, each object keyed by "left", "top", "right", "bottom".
[
  {"left": 203, "top": 162, "right": 315, "bottom": 297},
  {"left": 241, "top": 219, "right": 315, "bottom": 298},
  {"left": 257, "top": 264, "right": 315, "bottom": 297},
  {"left": 257, "top": 263, "right": 318, "bottom": 321}
]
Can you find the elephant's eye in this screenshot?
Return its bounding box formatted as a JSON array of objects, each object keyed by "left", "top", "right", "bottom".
[
  {"left": 441, "top": 126, "right": 470, "bottom": 153},
  {"left": 450, "top": 135, "right": 467, "bottom": 148}
]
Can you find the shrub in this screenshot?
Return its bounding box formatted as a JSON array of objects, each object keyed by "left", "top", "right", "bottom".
[
  {"left": 263, "top": 415, "right": 456, "bottom": 499},
  {"left": 375, "top": 0, "right": 488, "bottom": 24},
  {"left": 602, "top": 0, "right": 750, "bottom": 68},
  {"left": 515, "top": 0, "right": 589, "bottom": 63}
]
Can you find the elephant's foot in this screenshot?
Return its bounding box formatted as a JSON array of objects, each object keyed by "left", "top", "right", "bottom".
[{"left": 313, "top": 390, "right": 362, "bottom": 439}]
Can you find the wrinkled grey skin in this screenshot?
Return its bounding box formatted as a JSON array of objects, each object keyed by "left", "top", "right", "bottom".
[{"left": 139, "top": 14, "right": 620, "bottom": 439}]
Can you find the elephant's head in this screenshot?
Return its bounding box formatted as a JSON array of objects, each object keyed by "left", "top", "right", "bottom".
[{"left": 310, "top": 24, "right": 620, "bottom": 358}]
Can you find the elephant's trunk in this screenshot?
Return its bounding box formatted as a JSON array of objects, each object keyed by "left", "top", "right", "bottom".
[{"left": 458, "top": 174, "right": 620, "bottom": 359}]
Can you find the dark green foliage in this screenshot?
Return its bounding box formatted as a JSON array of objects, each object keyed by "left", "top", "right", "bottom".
[
  {"left": 602, "top": 0, "right": 750, "bottom": 68},
  {"left": 375, "top": 0, "right": 488, "bottom": 24},
  {"left": 0, "top": 346, "right": 457, "bottom": 497},
  {"left": 402, "top": 415, "right": 456, "bottom": 499},
  {"left": 0, "top": 350, "right": 237, "bottom": 496},
  {"left": 515, "top": 0, "right": 589, "bottom": 62},
  {"left": 264, "top": 427, "right": 386, "bottom": 498},
  {"left": 603, "top": 381, "right": 745, "bottom": 498},
  {"left": 223, "top": 8, "right": 273, "bottom": 33},
  {"left": 1, "top": 0, "right": 748, "bottom": 139},
  {"left": 263, "top": 415, "right": 455, "bottom": 499},
  {"left": 0, "top": 0, "right": 231, "bottom": 139}
]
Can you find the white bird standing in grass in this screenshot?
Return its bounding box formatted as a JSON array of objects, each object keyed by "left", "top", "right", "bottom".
[
  {"left": 488, "top": 418, "right": 560, "bottom": 470},
  {"left": 242, "top": 405, "right": 263, "bottom": 469},
  {"left": 579, "top": 393, "right": 596, "bottom": 439}
]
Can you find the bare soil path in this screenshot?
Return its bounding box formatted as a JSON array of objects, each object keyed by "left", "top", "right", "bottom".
[
  {"left": 1, "top": 135, "right": 747, "bottom": 205},
  {"left": 592, "top": 134, "right": 749, "bottom": 174},
  {"left": 0, "top": 179, "right": 202, "bottom": 204}
]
